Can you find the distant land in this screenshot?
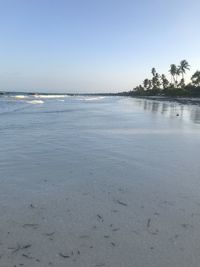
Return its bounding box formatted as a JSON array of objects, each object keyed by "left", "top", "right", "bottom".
[
  {"left": 0, "top": 91, "right": 118, "bottom": 96},
  {"left": 120, "top": 60, "right": 200, "bottom": 98}
]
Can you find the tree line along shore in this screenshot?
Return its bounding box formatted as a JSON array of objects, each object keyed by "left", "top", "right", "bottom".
[{"left": 120, "top": 60, "right": 200, "bottom": 97}]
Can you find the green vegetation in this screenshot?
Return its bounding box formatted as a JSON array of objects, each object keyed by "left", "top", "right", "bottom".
[{"left": 125, "top": 60, "right": 200, "bottom": 97}]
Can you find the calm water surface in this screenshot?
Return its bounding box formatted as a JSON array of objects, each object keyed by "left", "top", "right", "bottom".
[{"left": 1, "top": 94, "right": 200, "bottom": 180}]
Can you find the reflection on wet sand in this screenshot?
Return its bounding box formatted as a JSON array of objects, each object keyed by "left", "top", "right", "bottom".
[{"left": 135, "top": 99, "right": 200, "bottom": 124}]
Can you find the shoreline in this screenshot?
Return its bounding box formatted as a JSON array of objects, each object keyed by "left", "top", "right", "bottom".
[
  {"left": 2, "top": 91, "right": 200, "bottom": 106},
  {"left": 128, "top": 96, "right": 200, "bottom": 106}
]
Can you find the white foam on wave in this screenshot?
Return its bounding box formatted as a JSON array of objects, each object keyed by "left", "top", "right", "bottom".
[
  {"left": 85, "top": 97, "right": 105, "bottom": 101},
  {"left": 13, "top": 95, "right": 28, "bottom": 99},
  {"left": 27, "top": 100, "right": 44, "bottom": 104},
  {"left": 76, "top": 96, "right": 105, "bottom": 101},
  {"left": 34, "top": 94, "right": 68, "bottom": 99}
]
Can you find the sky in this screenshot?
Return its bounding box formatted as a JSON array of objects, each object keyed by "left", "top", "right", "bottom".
[{"left": 0, "top": 0, "right": 200, "bottom": 93}]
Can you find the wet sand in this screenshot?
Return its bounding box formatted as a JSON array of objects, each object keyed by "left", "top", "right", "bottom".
[
  {"left": 1, "top": 169, "right": 200, "bottom": 267},
  {"left": 134, "top": 96, "right": 200, "bottom": 106},
  {"left": 0, "top": 96, "right": 200, "bottom": 266}
]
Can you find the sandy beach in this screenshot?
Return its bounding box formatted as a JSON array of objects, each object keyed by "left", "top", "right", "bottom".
[{"left": 1, "top": 96, "right": 200, "bottom": 266}]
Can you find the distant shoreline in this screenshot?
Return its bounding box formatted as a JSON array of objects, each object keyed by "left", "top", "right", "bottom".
[
  {"left": 1, "top": 90, "right": 200, "bottom": 106},
  {"left": 0, "top": 91, "right": 118, "bottom": 97},
  {"left": 126, "top": 96, "right": 200, "bottom": 106}
]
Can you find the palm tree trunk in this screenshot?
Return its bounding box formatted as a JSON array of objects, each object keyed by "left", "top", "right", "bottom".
[{"left": 173, "top": 75, "right": 176, "bottom": 85}]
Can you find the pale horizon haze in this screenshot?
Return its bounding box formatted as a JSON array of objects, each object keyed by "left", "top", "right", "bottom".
[{"left": 0, "top": 0, "right": 200, "bottom": 93}]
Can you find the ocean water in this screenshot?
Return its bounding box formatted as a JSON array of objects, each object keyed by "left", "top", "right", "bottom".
[{"left": 1, "top": 94, "right": 200, "bottom": 266}]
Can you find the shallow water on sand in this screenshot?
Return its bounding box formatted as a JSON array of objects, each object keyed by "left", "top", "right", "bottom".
[{"left": 0, "top": 95, "right": 200, "bottom": 267}]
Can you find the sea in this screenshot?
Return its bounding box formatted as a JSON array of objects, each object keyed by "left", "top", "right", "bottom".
[{"left": 1, "top": 93, "right": 200, "bottom": 193}]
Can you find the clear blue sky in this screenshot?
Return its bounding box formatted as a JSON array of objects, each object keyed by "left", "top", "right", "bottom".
[{"left": 0, "top": 0, "right": 199, "bottom": 93}]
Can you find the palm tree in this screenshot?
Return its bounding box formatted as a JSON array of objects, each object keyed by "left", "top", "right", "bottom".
[
  {"left": 179, "top": 60, "right": 190, "bottom": 80},
  {"left": 161, "top": 74, "right": 169, "bottom": 89},
  {"left": 175, "top": 67, "right": 181, "bottom": 87},
  {"left": 148, "top": 80, "right": 152, "bottom": 90},
  {"left": 151, "top": 73, "right": 161, "bottom": 89},
  {"left": 178, "top": 78, "right": 185, "bottom": 88},
  {"left": 143, "top": 79, "right": 149, "bottom": 90},
  {"left": 151, "top": 68, "right": 160, "bottom": 89},
  {"left": 151, "top": 68, "right": 156, "bottom": 77},
  {"left": 152, "top": 76, "right": 157, "bottom": 89},
  {"left": 169, "top": 64, "right": 177, "bottom": 86},
  {"left": 191, "top": 71, "right": 200, "bottom": 86},
  {"left": 155, "top": 73, "right": 161, "bottom": 88}
]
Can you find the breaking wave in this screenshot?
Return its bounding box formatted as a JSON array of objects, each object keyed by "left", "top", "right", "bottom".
[
  {"left": 13, "top": 95, "right": 28, "bottom": 99},
  {"left": 33, "top": 94, "right": 68, "bottom": 99},
  {"left": 76, "top": 96, "right": 105, "bottom": 101},
  {"left": 26, "top": 100, "right": 44, "bottom": 104}
]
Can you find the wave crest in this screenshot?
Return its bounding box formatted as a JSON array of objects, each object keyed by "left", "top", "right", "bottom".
[
  {"left": 27, "top": 100, "right": 44, "bottom": 104},
  {"left": 34, "top": 94, "right": 68, "bottom": 99}
]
